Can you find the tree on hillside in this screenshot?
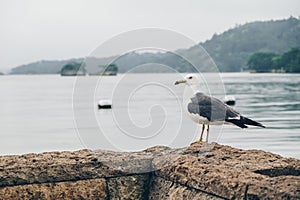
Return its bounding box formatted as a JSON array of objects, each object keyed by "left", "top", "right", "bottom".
[
  {"left": 105, "top": 64, "right": 118, "bottom": 72},
  {"left": 60, "top": 62, "right": 86, "bottom": 75},
  {"left": 201, "top": 17, "right": 300, "bottom": 71},
  {"left": 281, "top": 48, "right": 300, "bottom": 72},
  {"left": 247, "top": 52, "right": 277, "bottom": 72},
  {"left": 247, "top": 48, "right": 300, "bottom": 73}
]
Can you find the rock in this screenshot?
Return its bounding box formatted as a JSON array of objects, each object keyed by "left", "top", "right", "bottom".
[
  {"left": 0, "top": 149, "right": 125, "bottom": 187},
  {"left": 149, "top": 177, "right": 222, "bottom": 200},
  {"left": 153, "top": 142, "right": 300, "bottom": 199},
  {"left": 107, "top": 174, "right": 150, "bottom": 200},
  {"left": 0, "top": 178, "right": 107, "bottom": 199},
  {"left": 0, "top": 142, "right": 299, "bottom": 199}
]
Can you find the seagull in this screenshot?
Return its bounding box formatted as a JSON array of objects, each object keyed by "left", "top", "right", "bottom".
[{"left": 175, "top": 74, "right": 265, "bottom": 142}]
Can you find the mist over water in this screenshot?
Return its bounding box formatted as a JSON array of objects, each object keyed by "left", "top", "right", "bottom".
[{"left": 0, "top": 73, "right": 299, "bottom": 158}]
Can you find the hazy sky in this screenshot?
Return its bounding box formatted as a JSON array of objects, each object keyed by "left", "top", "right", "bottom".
[{"left": 0, "top": 0, "right": 299, "bottom": 72}]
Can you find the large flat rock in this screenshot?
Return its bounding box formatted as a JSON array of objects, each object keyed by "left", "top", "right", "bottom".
[
  {"left": 153, "top": 142, "right": 300, "bottom": 199},
  {"left": 0, "top": 142, "right": 299, "bottom": 199},
  {"left": 0, "top": 178, "right": 107, "bottom": 200}
]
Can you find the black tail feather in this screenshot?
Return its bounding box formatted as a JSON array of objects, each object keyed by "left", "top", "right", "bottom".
[
  {"left": 226, "top": 116, "right": 265, "bottom": 129},
  {"left": 243, "top": 117, "right": 266, "bottom": 128},
  {"left": 226, "top": 119, "right": 248, "bottom": 128}
]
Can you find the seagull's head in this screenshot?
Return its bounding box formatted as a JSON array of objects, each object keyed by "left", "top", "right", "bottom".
[{"left": 175, "top": 74, "right": 199, "bottom": 86}]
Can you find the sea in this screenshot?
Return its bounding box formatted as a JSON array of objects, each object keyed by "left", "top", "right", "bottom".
[{"left": 0, "top": 73, "right": 299, "bottom": 159}]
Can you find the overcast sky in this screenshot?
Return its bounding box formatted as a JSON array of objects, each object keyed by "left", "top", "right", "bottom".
[{"left": 0, "top": 0, "right": 299, "bottom": 72}]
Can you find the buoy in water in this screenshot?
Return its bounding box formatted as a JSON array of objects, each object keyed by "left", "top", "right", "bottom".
[
  {"left": 223, "top": 95, "right": 236, "bottom": 106},
  {"left": 98, "top": 100, "right": 112, "bottom": 109}
]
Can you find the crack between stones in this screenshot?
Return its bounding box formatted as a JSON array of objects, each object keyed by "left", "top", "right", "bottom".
[{"left": 154, "top": 175, "right": 229, "bottom": 200}]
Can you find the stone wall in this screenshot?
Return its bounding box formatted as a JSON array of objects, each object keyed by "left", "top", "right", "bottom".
[{"left": 0, "top": 142, "right": 299, "bottom": 199}]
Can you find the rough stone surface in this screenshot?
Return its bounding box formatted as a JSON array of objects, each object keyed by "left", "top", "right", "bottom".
[
  {"left": 0, "top": 142, "right": 299, "bottom": 199},
  {"left": 107, "top": 174, "right": 150, "bottom": 200},
  {"left": 149, "top": 176, "right": 222, "bottom": 200},
  {"left": 153, "top": 142, "right": 300, "bottom": 199},
  {"left": 0, "top": 149, "right": 115, "bottom": 187},
  {"left": 0, "top": 178, "right": 107, "bottom": 200},
  {"left": 0, "top": 146, "right": 172, "bottom": 187}
]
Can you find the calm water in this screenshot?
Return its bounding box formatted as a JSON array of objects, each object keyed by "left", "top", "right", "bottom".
[{"left": 0, "top": 73, "right": 299, "bottom": 158}]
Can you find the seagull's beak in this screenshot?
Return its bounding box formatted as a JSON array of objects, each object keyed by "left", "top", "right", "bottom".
[{"left": 174, "top": 79, "right": 187, "bottom": 85}]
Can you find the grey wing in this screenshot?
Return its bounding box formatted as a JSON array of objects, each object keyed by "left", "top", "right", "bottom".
[
  {"left": 188, "top": 93, "right": 265, "bottom": 128},
  {"left": 188, "top": 93, "right": 240, "bottom": 122}
]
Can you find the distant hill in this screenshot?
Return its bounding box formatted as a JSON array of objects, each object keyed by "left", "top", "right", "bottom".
[
  {"left": 10, "top": 53, "right": 197, "bottom": 74},
  {"left": 10, "top": 17, "right": 300, "bottom": 74},
  {"left": 10, "top": 59, "right": 83, "bottom": 74},
  {"left": 198, "top": 17, "right": 300, "bottom": 71}
]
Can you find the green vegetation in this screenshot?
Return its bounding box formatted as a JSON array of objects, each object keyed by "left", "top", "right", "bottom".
[
  {"left": 0, "top": 72, "right": 4, "bottom": 75},
  {"left": 10, "top": 59, "right": 83, "bottom": 74},
  {"left": 9, "top": 17, "right": 300, "bottom": 74},
  {"left": 198, "top": 17, "right": 300, "bottom": 71},
  {"left": 247, "top": 52, "right": 277, "bottom": 72},
  {"left": 60, "top": 62, "right": 86, "bottom": 76},
  {"left": 103, "top": 64, "right": 118, "bottom": 75},
  {"left": 89, "top": 63, "right": 119, "bottom": 75},
  {"left": 247, "top": 48, "right": 300, "bottom": 73},
  {"left": 105, "top": 64, "right": 118, "bottom": 72}
]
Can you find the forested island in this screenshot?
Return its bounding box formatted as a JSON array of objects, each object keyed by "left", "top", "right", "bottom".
[
  {"left": 247, "top": 48, "right": 300, "bottom": 73},
  {"left": 60, "top": 62, "right": 86, "bottom": 76},
  {"left": 60, "top": 62, "right": 118, "bottom": 76},
  {"left": 9, "top": 17, "right": 300, "bottom": 74}
]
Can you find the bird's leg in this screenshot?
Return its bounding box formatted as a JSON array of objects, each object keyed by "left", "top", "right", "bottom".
[
  {"left": 199, "top": 124, "right": 205, "bottom": 142},
  {"left": 205, "top": 125, "right": 210, "bottom": 143}
]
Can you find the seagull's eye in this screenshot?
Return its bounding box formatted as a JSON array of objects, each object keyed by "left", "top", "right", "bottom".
[{"left": 188, "top": 76, "right": 192, "bottom": 79}]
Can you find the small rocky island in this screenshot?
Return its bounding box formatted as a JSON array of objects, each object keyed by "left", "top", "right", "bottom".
[
  {"left": 60, "top": 62, "right": 86, "bottom": 76},
  {"left": 60, "top": 62, "right": 118, "bottom": 76},
  {"left": 0, "top": 142, "right": 299, "bottom": 199}
]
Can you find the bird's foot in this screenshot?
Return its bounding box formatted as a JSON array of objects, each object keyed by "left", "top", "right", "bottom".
[{"left": 197, "top": 137, "right": 203, "bottom": 143}]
